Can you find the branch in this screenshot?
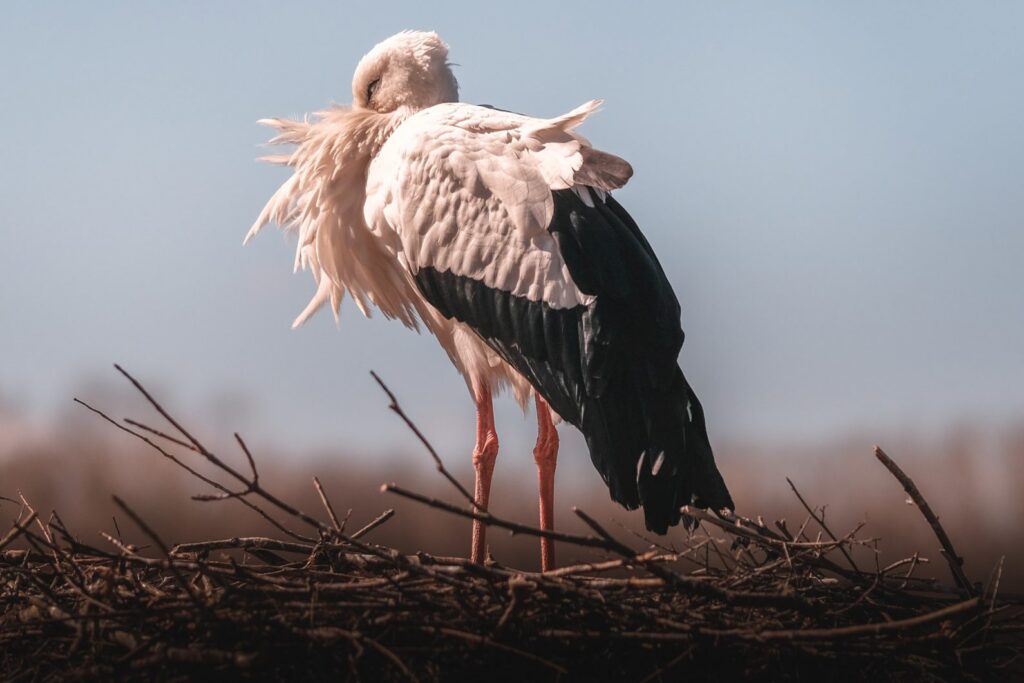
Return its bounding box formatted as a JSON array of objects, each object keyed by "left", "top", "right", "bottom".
[
  {"left": 111, "top": 495, "right": 205, "bottom": 611},
  {"left": 351, "top": 509, "right": 395, "bottom": 540},
  {"left": 786, "top": 477, "right": 861, "bottom": 574},
  {"left": 369, "top": 371, "right": 479, "bottom": 510},
  {"left": 874, "top": 446, "right": 974, "bottom": 595},
  {"left": 383, "top": 484, "right": 610, "bottom": 549},
  {"left": 732, "top": 597, "right": 981, "bottom": 641}
]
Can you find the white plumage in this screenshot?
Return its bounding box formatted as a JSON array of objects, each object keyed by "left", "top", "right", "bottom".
[
  {"left": 247, "top": 34, "right": 630, "bottom": 410},
  {"left": 246, "top": 30, "right": 733, "bottom": 570},
  {"left": 366, "top": 101, "right": 601, "bottom": 309}
]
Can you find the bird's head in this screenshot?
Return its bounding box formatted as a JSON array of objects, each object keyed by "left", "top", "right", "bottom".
[{"left": 352, "top": 31, "right": 459, "bottom": 114}]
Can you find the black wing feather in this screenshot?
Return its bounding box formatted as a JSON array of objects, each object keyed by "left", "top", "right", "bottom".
[{"left": 412, "top": 188, "right": 733, "bottom": 532}]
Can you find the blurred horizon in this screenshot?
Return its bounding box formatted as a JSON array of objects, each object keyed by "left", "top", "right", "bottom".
[
  {"left": 2, "top": 2, "right": 1023, "bottom": 465},
  {"left": 3, "top": 378, "right": 1023, "bottom": 587},
  {"left": 2, "top": 370, "right": 1023, "bottom": 467}
]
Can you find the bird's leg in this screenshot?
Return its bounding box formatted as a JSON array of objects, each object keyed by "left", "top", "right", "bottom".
[
  {"left": 533, "top": 395, "right": 559, "bottom": 571},
  {"left": 470, "top": 389, "right": 498, "bottom": 564}
]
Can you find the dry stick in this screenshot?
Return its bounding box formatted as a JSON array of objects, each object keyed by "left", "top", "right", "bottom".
[
  {"left": 370, "top": 371, "right": 479, "bottom": 510},
  {"left": 98, "top": 376, "right": 460, "bottom": 596},
  {"left": 16, "top": 494, "right": 52, "bottom": 547},
  {"left": 4, "top": 543, "right": 76, "bottom": 610},
  {"left": 15, "top": 527, "right": 116, "bottom": 615},
  {"left": 730, "top": 597, "right": 981, "bottom": 641},
  {"left": 114, "top": 364, "right": 207, "bottom": 453},
  {"left": 614, "top": 519, "right": 679, "bottom": 555},
  {"left": 682, "top": 506, "right": 930, "bottom": 599},
  {"left": 338, "top": 508, "right": 353, "bottom": 534},
  {"left": 545, "top": 597, "right": 981, "bottom": 643},
  {"left": 383, "top": 484, "right": 611, "bottom": 550},
  {"left": 350, "top": 509, "right": 395, "bottom": 540},
  {"left": 718, "top": 507, "right": 862, "bottom": 562},
  {"left": 384, "top": 483, "right": 814, "bottom": 613},
  {"left": 76, "top": 398, "right": 312, "bottom": 543},
  {"left": 235, "top": 434, "right": 259, "bottom": 484},
  {"left": 774, "top": 519, "right": 794, "bottom": 541},
  {"left": 685, "top": 507, "right": 849, "bottom": 554},
  {"left": 359, "top": 635, "right": 421, "bottom": 683},
  {"left": 874, "top": 446, "right": 974, "bottom": 595},
  {"left": 110, "top": 496, "right": 206, "bottom": 611},
  {"left": 114, "top": 366, "right": 264, "bottom": 503},
  {"left": 697, "top": 521, "right": 734, "bottom": 573},
  {"left": 901, "top": 553, "right": 924, "bottom": 590},
  {"left": 104, "top": 369, "right": 341, "bottom": 542},
  {"left": 574, "top": 507, "right": 817, "bottom": 613},
  {"left": 786, "top": 477, "right": 861, "bottom": 574},
  {"left": 989, "top": 556, "right": 1005, "bottom": 612},
  {"left": 312, "top": 477, "right": 342, "bottom": 531},
  {"left": 43, "top": 365, "right": 1020, "bottom": 678},
  {"left": 37, "top": 510, "right": 90, "bottom": 588},
  {"left": 426, "top": 626, "right": 568, "bottom": 675},
  {"left": 124, "top": 419, "right": 197, "bottom": 452},
  {"left": 171, "top": 538, "right": 314, "bottom": 555},
  {"left": 101, "top": 531, "right": 142, "bottom": 557},
  {"left": 637, "top": 646, "right": 695, "bottom": 683},
  {"left": 540, "top": 554, "right": 678, "bottom": 579},
  {"left": 882, "top": 554, "right": 929, "bottom": 574},
  {"left": 0, "top": 512, "right": 38, "bottom": 552}
]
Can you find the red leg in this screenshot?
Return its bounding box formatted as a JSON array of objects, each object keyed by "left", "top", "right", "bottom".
[
  {"left": 534, "top": 395, "right": 559, "bottom": 571},
  {"left": 470, "top": 389, "right": 498, "bottom": 564}
]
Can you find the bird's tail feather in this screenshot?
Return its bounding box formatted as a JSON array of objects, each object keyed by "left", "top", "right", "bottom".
[{"left": 635, "top": 368, "right": 734, "bottom": 534}]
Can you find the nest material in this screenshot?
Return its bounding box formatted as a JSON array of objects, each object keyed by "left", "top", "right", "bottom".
[{"left": 1, "top": 366, "right": 1021, "bottom": 682}]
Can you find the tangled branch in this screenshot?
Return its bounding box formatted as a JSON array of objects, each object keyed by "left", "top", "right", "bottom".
[{"left": 0, "top": 366, "right": 1019, "bottom": 682}]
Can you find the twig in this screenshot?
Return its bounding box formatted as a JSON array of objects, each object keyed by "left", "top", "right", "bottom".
[
  {"left": 370, "top": 371, "right": 479, "bottom": 510},
  {"left": 574, "top": 508, "right": 817, "bottom": 613},
  {"left": 0, "top": 512, "right": 38, "bottom": 552},
  {"left": 75, "top": 398, "right": 312, "bottom": 542},
  {"left": 170, "top": 537, "right": 314, "bottom": 556},
  {"left": 988, "top": 556, "right": 1005, "bottom": 612},
  {"left": 733, "top": 597, "right": 981, "bottom": 641},
  {"left": 123, "top": 419, "right": 197, "bottom": 452},
  {"left": 312, "top": 477, "right": 342, "bottom": 531},
  {"left": 13, "top": 366, "right": 1012, "bottom": 681},
  {"left": 382, "top": 484, "right": 610, "bottom": 549},
  {"left": 350, "top": 509, "right": 395, "bottom": 540},
  {"left": 874, "top": 446, "right": 974, "bottom": 595},
  {"left": 426, "top": 626, "right": 568, "bottom": 674},
  {"left": 111, "top": 496, "right": 205, "bottom": 611},
  {"left": 787, "top": 477, "right": 861, "bottom": 573},
  {"left": 638, "top": 647, "right": 694, "bottom": 683},
  {"left": 235, "top": 433, "right": 259, "bottom": 484}
]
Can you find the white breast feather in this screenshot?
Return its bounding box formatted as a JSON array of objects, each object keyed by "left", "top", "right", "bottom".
[{"left": 247, "top": 107, "right": 430, "bottom": 330}]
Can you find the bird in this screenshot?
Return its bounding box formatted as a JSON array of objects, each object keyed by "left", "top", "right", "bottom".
[{"left": 246, "top": 30, "right": 733, "bottom": 571}]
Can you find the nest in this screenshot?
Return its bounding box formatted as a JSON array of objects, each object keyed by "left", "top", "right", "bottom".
[{"left": 1, "top": 366, "right": 1021, "bottom": 681}]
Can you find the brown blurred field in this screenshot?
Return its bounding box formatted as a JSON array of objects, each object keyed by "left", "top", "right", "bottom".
[{"left": 3, "top": 387, "right": 1021, "bottom": 595}]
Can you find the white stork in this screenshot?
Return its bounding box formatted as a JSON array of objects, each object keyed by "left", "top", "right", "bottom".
[{"left": 246, "top": 31, "right": 733, "bottom": 570}]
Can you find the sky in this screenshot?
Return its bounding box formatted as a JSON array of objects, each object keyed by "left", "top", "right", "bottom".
[{"left": 1, "top": 2, "right": 1022, "bottom": 465}]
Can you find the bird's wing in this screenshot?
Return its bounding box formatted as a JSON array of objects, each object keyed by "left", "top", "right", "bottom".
[
  {"left": 364, "top": 100, "right": 659, "bottom": 418},
  {"left": 365, "top": 101, "right": 631, "bottom": 305},
  {"left": 366, "top": 102, "right": 731, "bottom": 529}
]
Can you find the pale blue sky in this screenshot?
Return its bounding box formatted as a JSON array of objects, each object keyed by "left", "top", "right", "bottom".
[{"left": 1, "top": 3, "right": 1022, "bottom": 463}]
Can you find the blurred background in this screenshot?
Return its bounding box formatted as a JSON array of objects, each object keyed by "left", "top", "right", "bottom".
[{"left": 1, "top": 3, "right": 1022, "bottom": 586}]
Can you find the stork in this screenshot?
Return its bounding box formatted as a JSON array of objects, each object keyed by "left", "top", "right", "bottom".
[{"left": 246, "top": 31, "right": 734, "bottom": 571}]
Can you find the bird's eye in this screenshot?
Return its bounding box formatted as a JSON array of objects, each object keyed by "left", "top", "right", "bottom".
[{"left": 366, "top": 78, "right": 381, "bottom": 102}]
